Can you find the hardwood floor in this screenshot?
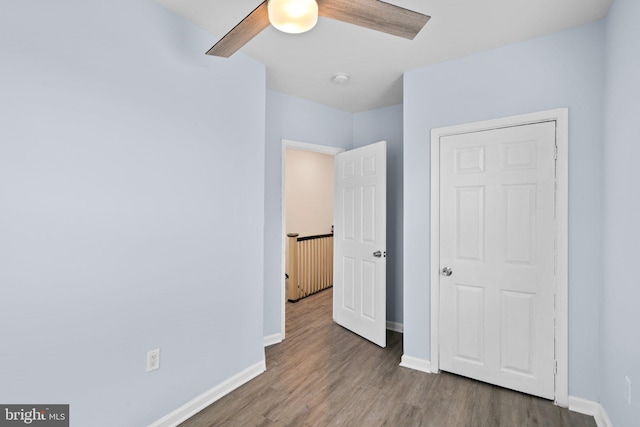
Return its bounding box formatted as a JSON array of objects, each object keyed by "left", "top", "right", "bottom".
[{"left": 180, "top": 289, "right": 596, "bottom": 427}]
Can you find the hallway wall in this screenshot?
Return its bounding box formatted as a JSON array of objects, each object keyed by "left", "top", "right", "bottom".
[{"left": 285, "top": 149, "right": 335, "bottom": 238}]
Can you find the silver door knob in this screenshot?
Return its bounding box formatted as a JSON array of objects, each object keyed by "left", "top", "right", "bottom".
[
  {"left": 373, "top": 250, "right": 382, "bottom": 258},
  {"left": 442, "top": 267, "right": 453, "bottom": 276}
]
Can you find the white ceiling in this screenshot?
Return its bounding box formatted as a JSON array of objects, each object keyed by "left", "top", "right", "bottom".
[{"left": 158, "top": 0, "right": 611, "bottom": 113}]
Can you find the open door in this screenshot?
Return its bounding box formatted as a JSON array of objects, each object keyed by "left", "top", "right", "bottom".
[{"left": 333, "top": 141, "right": 387, "bottom": 347}]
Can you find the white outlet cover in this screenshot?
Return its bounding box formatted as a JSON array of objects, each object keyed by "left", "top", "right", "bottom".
[{"left": 147, "top": 348, "right": 160, "bottom": 372}]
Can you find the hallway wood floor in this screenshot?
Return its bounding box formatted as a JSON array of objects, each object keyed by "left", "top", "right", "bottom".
[{"left": 180, "top": 289, "right": 596, "bottom": 427}]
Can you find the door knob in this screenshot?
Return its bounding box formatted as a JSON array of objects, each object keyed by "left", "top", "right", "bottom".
[
  {"left": 373, "top": 250, "right": 382, "bottom": 258},
  {"left": 442, "top": 267, "right": 453, "bottom": 276}
]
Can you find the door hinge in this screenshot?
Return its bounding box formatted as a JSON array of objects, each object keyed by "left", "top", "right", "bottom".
[
  {"left": 554, "top": 360, "right": 558, "bottom": 375},
  {"left": 554, "top": 144, "right": 558, "bottom": 160}
]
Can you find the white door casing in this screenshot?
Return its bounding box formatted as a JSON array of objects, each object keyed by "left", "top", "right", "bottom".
[
  {"left": 334, "top": 141, "right": 387, "bottom": 347},
  {"left": 430, "top": 109, "right": 569, "bottom": 406}
]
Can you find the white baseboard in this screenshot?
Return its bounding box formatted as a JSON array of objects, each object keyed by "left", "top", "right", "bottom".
[
  {"left": 568, "top": 396, "right": 598, "bottom": 415},
  {"left": 148, "top": 360, "right": 266, "bottom": 427},
  {"left": 399, "top": 355, "right": 432, "bottom": 374},
  {"left": 568, "top": 396, "right": 613, "bottom": 427},
  {"left": 263, "top": 333, "right": 283, "bottom": 347},
  {"left": 596, "top": 404, "right": 614, "bottom": 427},
  {"left": 386, "top": 321, "right": 404, "bottom": 333}
]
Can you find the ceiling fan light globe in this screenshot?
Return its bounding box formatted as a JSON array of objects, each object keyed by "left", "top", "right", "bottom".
[{"left": 268, "top": 0, "right": 318, "bottom": 34}]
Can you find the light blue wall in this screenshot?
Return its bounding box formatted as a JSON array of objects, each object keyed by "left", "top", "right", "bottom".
[
  {"left": 263, "top": 90, "right": 353, "bottom": 337},
  {"left": 0, "top": 1, "right": 266, "bottom": 426},
  {"left": 403, "top": 21, "right": 605, "bottom": 400},
  {"left": 353, "top": 105, "right": 404, "bottom": 324},
  {"left": 601, "top": 0, "right": 640, "bottom": 425}
]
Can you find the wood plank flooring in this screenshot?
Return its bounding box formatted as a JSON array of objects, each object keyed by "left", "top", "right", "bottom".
[{"left": 180, "top": 289, "right": 596, "bottom": 427}]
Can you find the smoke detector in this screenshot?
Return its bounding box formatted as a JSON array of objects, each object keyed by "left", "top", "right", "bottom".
[{"left": 332, "top": 73, "right": 350, "bottom": 85}]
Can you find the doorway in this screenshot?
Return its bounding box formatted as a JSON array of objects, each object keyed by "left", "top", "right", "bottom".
[
  {"left": 429, "top": 109, "right": 569, "bottom": 406},
  {"left": 280, "top": 140, "right": 344, "bottom": 340}
]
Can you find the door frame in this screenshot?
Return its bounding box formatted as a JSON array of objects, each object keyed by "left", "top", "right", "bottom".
[
  {"left": 280, "top": 139, "right": 345, "bottom": 340},
  {"left": 429, "top": 109, "right": 569, "bottom": 406}
]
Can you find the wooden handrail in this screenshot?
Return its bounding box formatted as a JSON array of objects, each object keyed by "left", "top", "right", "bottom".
[{"left": 297, "top": 233, "right": 333, "bottom": 242}]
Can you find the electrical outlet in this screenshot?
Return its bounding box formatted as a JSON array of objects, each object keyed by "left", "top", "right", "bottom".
[
  {"left": 625, "top": 376, "right": 632, "bottom": 406},
  {"left": 147, "top": 349, "right": 160, "bottom": 372}
]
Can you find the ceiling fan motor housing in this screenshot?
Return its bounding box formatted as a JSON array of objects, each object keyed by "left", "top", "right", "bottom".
[{"left": 267, "top": 0, "right": 319, "bottom": 34}]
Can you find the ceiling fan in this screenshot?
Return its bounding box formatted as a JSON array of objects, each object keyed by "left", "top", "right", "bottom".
[{"left": 206, "top": 0, "right": 431, "bottom": 57}]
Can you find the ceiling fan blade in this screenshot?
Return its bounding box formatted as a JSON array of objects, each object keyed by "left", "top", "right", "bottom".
[
  {"left": 206, "top": 1, "right": 270, "bottom": 57},
  {"left": 318, "top": 0, "right": 430, "bottom": 40}
]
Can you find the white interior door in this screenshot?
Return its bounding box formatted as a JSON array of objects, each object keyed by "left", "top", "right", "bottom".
[
  {"left": 439, "top": 122, "right": 556, "bottom": 399},
  {"left": 333, "top": 141, "right": 387, "bottom": 347}
]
